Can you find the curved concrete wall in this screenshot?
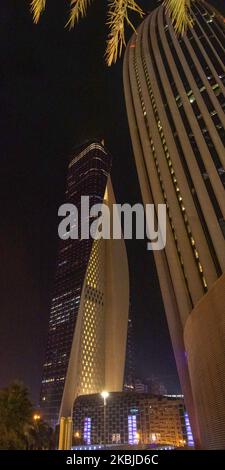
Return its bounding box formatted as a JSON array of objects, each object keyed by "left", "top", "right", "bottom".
[
  {"left": 60, "top": 178, "right": 129, "bottom": 419},
  {"left": 184, "top": 273, "right": 225, "bottom": 449},
  {"left": 123, "top": 0, "right": 225, "bottom": 448}
]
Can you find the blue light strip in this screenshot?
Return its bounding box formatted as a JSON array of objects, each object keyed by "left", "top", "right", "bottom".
[
  {"left": 128, "top": 415, "right": 138, "bottom": 445},
  {"left": 184, "top": 412, "right": 194, "bottom": 447},
  {"left": 84, "top": 417, "right": 91, "bottom": 445}
]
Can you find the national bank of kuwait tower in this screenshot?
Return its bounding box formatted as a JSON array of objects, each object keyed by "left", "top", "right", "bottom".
[
  {"left": 124, "top": 0, "right": 225, "bottom": 449},
  {"left": 40, "top": 141, "right": 129, "bottom": 441}
]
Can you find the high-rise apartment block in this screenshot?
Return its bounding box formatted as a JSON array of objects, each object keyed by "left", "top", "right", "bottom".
[{"left": 124, "top": 1, "right": 225, "bottom": 448}]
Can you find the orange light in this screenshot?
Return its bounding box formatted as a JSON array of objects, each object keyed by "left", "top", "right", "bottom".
[{"left": 33, "top": 413, "right": 41, "bottom": 421}]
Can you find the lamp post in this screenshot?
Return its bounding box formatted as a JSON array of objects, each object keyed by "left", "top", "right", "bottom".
[
  {"left": 32, "top": 413, "right": 41, "bottom": 450},
  {"left": 101, "top": 391, "right": 109, "bottom": 449},
  {"left": 33, "top": 413, "right": 41, "bottom": 422}
]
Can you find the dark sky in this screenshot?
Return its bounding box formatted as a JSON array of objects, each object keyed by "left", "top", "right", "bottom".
[{"left": 0, "top": 0, "right": 223, "bottom": 404}]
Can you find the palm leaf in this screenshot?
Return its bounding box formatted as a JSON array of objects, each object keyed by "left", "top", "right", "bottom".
[
  {"left": 30, "top": 1, "right": 195, "bottom": 65},
  {"left": 164, "top": 0, "right": 194, "bottom": 35},
  {"left": 67, "top": 0, "right": 94, "bottom": 29},
  {"left": 106, "top": 0, "right": 144, "bottom": 66},
  {"left": 30, "top": 0, "right": 46, "bottom": 24}
]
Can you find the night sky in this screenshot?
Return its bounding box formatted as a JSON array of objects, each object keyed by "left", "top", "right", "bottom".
[{"left": 1, "top": 0, "right": 223, "bottom": 404}]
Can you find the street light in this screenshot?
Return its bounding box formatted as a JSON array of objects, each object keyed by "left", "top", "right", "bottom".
[
  {"left": 101, "top": 391, "right": 109, "bottom": 404},
  {"left": 101, "top": 391, "right": 109, "bottom": 448},
  {"left": 33, "top": 413, "right": 41, "bottom": 422}
]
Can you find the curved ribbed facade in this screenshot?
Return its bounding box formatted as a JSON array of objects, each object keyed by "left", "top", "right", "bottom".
[{"left": 124, "top": 1, "right": 225, "bottom": 449}]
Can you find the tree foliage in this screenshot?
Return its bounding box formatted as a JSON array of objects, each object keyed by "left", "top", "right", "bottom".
[
  {"left": 0, "top": 382, "right": 33, "bottom": 449},
  {"left": 0, "top": 382, "right": 54, "bottom": 450},
  {"left": 24, "top": 420, "right": 55, "bottom": 450},
  {"left": 30, "top": 0, "right": 194, "bottom": 65}
]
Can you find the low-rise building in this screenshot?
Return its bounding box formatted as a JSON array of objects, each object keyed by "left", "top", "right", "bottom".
[{"left": 72, "top": 392, "right": 194, "bottom": 448}]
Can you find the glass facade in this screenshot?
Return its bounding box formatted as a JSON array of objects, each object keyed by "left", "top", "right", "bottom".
[
  {"left": 40, "top": 141, "right": 112, "bottom": 427},
  {"left": 123, "top": 304, "right": 135, "bottom": 391}
]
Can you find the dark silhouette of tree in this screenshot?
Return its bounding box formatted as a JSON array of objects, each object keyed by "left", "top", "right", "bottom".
[
  {"left": 24, "top": 420, "right": 55, "bottom": 450},
  {"left": 0, "top": 382, "right": 54, "bottom": 450},
  {"left": 0, "top": 382, "right": 33, "bottom": 449}
]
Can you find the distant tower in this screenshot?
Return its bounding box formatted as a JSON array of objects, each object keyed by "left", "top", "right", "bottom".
[
  {"left": 40, "top": 141, "right": 129, "bottom": 433},
  {"left": 146, "top": 376, "right": 167, "bottom": 396},
  {"left": 124, "top": 1, "right": 225, "bottom": 448},
  {"left": 124, "top": 304, "right": 135, "bottom": 391}
]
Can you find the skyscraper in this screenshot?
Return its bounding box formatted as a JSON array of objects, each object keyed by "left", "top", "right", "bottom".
[
  {"left": 123, "top": 1, "right": 225, "bottom": 449},
  {"left": 123, "top": 304, "right": 135, "bottom": 391},
  {"left": 40, "top": 141, "right": 129, "bottom": 433}
]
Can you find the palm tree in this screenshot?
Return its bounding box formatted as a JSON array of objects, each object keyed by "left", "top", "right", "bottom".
[
  {"left": 30, "top": 0, "right": 194, "bottom": 65},
  {"left": 0, "top": 382, "right": 55, "bottom": 450},
  {"left": 0, "top": 382, "right": 33, "bottom": 449},
  {"left": 24, "top": 420, "right": 54, "bottom": 450}
]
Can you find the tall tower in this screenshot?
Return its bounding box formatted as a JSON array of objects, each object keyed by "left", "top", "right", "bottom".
[
  {"left": 123, "top": 1, "right": 225, "bottom": 448},
  {"left": 123, "top": 304, "right": 135, "bottom": 391},
  {"left": 40, "top": 141, "right": 129, "bottom": 431}
]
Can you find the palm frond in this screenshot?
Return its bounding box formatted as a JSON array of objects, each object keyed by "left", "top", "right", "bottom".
[
  {"left": 106, "top": 0, "right": 144, "bottom": 66},
  {"left": 30, "top": 1, "right": 195, "bottom": 65},
  {"left": 67, "top": 0, "right": 94, "bottom": 29},
  {"left": 164, "top": 0, "right": 194, "bottom": 35},
  {"left": 30, "top": 0, "right": 46, "bottom": 24}
]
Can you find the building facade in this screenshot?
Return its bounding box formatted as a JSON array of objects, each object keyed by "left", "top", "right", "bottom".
[
  {"left": 40, "top": 141, "right": 129, "bottom": 429},
  {"left": 123, "top": 1, "right": 225, "bottom": 448},
  {"left": 123, "top": 305, "right": 135, "bottom": 391},
  {"left": 72, "top": 392, "right": 193, "bottom": 448},
  {"left": 133, "top": 379, "right": 148, "bottom": 394}
]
